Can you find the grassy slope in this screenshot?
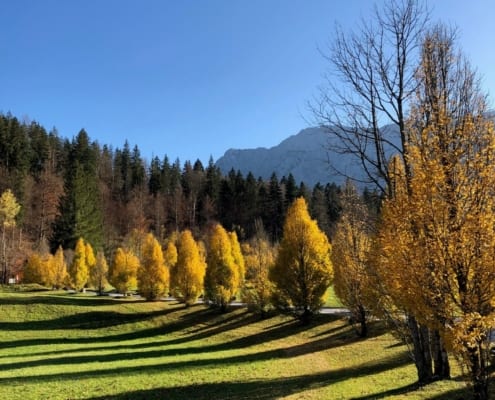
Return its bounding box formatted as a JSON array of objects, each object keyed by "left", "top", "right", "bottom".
[{"left": 0, "top": 289, "right": 474, "bottom": 400}]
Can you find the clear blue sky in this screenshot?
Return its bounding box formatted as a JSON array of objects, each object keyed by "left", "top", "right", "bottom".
[{"left": 1, "top": 0, "right": 494, "bottom": 165}]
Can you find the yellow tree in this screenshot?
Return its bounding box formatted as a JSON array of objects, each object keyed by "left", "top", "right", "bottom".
[
  {"left": 205, "top": 223, "right": 241, "bottom": 312},
  {"left": 109, "top": 247, "right": 139, "bottom": 295},
  {"left": 0, "top": 189, "right": 21, "bottom": 283},
  {"left": 229, "top": 231, "right": 245, "bottom": 297},
  {"left": 89, "top": 250, "right": 108, "bottom": 295},
  {"left": 332, "top": 183, "right": 373, "bottom": 337},
  {"left": 270, "top": 197, "right": 332, "bottom": 323},
  {"left": 170, "top": 229, "right": 206, "bottom": 306},
  {"left": 85, "top": 242, "right": 96, "bottom": 277},
  {"left": 69, "top": 238, "right": 89, "bottom": 291},
  {"left": 376, "top": 26, "right": 495, "bottom": 399},
  {"left": 242, "top": 220, "right": 276, "bottom": 317},
  {"left": 23, "top": 253, "right": 45, "bottom": 285},
  {"left": 52, "top": 245, "right": 68, "bottom": 289},
  {"left": 138, "top": 233, "right": 168, "bottom": 301}
]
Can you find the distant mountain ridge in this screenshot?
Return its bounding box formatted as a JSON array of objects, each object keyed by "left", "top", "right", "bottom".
[{"left": 215, "top": 127, "right": 365, "bottom": 187}]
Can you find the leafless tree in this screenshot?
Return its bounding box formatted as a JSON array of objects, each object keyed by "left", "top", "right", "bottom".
[{"left": 310, "top": 0, "right": 428, "bottom": 194}]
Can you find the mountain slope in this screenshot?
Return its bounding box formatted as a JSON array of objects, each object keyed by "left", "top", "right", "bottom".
[{"left": 215, "top": 127, "right": 365, "bottom": 187}]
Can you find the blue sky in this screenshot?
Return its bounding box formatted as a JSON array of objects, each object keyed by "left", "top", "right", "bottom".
[{"left": 1, "top": 1, "right": 494, "bottom": 165}]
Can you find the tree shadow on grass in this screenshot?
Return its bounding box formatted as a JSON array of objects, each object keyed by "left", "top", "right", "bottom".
[
  {"left": 0, "top": 313, "right": 405, "bottom": 379},
  {"left": 0, "top": 293, "right": 121, "bottom": 307},
  {"left": 0, "top": 347, "right": 410, "bottom": 394}
]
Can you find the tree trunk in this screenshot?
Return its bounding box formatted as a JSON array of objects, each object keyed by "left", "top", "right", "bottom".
[
  {"left": 431, "top": 329, "right": 450, "bottom": 379},
  {"left": 470, "top": 345, "right": 489, "bottom": 400},
  {"left": 407, "top": 315, "right": 433, "bottom": 385},
  {"left": 358, "top": 304, "right": 367, "bottom": 338}
]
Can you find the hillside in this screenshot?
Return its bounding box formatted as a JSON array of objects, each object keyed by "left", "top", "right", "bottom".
[{"left": 216, "top": 127, "right": 367, "bottom": 187}]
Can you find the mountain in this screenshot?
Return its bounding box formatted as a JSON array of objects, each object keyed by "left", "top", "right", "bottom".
[{"left": 215, "top": 127, "right": 366, "bottom": 187}]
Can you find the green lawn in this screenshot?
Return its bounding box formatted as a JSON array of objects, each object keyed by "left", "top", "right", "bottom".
[{"left": 0, "top": 288, "right": 477, "bottom": 399}]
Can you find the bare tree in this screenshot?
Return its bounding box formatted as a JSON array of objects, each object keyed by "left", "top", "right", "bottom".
[
  {"left": 311, "top": 0, "right": 456, "bottom": 385},
  {"left": 311, "top": 0, "right": 428, "bottom": 194}
]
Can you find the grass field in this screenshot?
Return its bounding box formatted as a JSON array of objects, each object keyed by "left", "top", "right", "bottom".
[{"left": 0, "top": 287, "right": 479, "bottom": 399}]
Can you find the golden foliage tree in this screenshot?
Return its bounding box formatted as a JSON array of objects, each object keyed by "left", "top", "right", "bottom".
[
  {"left": 170, "top": 229, "right": 206, "bottom": 306},
  {"left": 0, "top": 189, "right": 21, "bottom": 283},
  {"left": 23, "top": 253, "right": 46, "bottom": 285},
  {"left": 89, "top": 250, "right": 108, "bottom": 294},
  {"left": 332, "top": 183, "right": 373, "bottom": 337},
  {"left": 205, "top": 223, "right": 243, "bottom": 311},
  {"left": 242, "top": 220, "right": 276, "bottom": 317},
  {"left": 69, "top": 238, "right": 89, "bottom": 291},
  {"left": 109, "top": 247, "right": 139, "bottom": 295},
  {"left": 138, "top": 233, "right": 168, "bottom": 300},
  {"left": 270, "top": 197, "right": 333, "bottom": 323},
  {"left": 52, "top": 245, "right": 68, "bottom": 289},
  {"left": 375, "top": 26, "right": 495, "bottom": 399}
]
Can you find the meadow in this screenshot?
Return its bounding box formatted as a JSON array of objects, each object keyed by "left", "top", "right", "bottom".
[{"left": 0, "top": 286, "right": 477, "bottom": 399}]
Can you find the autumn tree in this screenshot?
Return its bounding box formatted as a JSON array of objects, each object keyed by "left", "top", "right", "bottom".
[
  {"left": 109, "top": 247, "right": 139, "bottom": 295},
  {"left": 205, "top": 223, "right": 243, "bottom": 312},
  {"left": 0, "top": 189, "right": 21, "bottom": 283},
  {"left": 375, "top": 26, "right": 495, "bottom": 398},
  {"left": 311, "top": 0, "right": 428, "bottom": 193},
  {"left": 89, "top": 250, "right": 108, "bottom": 295},
  {"left": 170, "top": 229, "right": 206, "bottom": 306},
  {"left": 138, "top": 233, "right": 168, "bottom": 301},
  {"left": 242, "top": 219, "right": 276, "bottom": 317},
  {"left": 270, "top": 197, "right": 332, "bottom": 323},
  {"left": 332, "top": 182, "right": 373, "bottom": 337},
  {"left": 52, "top": 245, "right": 68, "bottom": 289},
  {"left": 69, "top": 238, "right": 89, "bottom": 291},
  {"left": 23, "top": 253, "right": 47, "bottom": 286}
]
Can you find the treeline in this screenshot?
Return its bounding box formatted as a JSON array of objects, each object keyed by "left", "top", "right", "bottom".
[{"left": 0, "top": 113, "right": 373, "bottom": 282}]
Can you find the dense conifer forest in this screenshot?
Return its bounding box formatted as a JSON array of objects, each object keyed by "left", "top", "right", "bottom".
[{"left": 0, "top": 112, "right": 371, "bottom": 282}]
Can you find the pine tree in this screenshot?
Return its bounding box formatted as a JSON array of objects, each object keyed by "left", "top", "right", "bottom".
[{"left": 51, "top": 130, "right": 103, "bottom": 251}]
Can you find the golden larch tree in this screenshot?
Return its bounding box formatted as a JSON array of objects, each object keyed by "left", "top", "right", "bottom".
[
  {"left": 138, "top": 233, "right": 168, "bottom": 301},
  {"left": 205, "top": 223, "right": 241, "bottom": 312},
  {"left": 170, "top": 229, "right": 206, "bottom": 306},
  {"left": 0, "top": 189, "right": 21, "bottom": 283},
  {"left": 270, "top": 197, "right": 333, "bottom": 323},
  {"left": 69, "top": 238, "right": 89, "bottom": 291},
  {"left": 109, "top": 247, "right": 139, "bottom": 295},
  {"left": 242, "top": 220, "right": 276, "bottom": 317},
  {"left": 52, "top": 245, "right": 68, "bottom": 289},
  {"left": 332, "top": 183, "right": 373, "bottom": 337},
  {"left": 89, "top": 250, "right": 108, "bottom": 295}
]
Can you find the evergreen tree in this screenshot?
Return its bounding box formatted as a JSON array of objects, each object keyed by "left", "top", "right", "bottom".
[{"left": 51, "top": 130, "right": 103, "bottom": 250}]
